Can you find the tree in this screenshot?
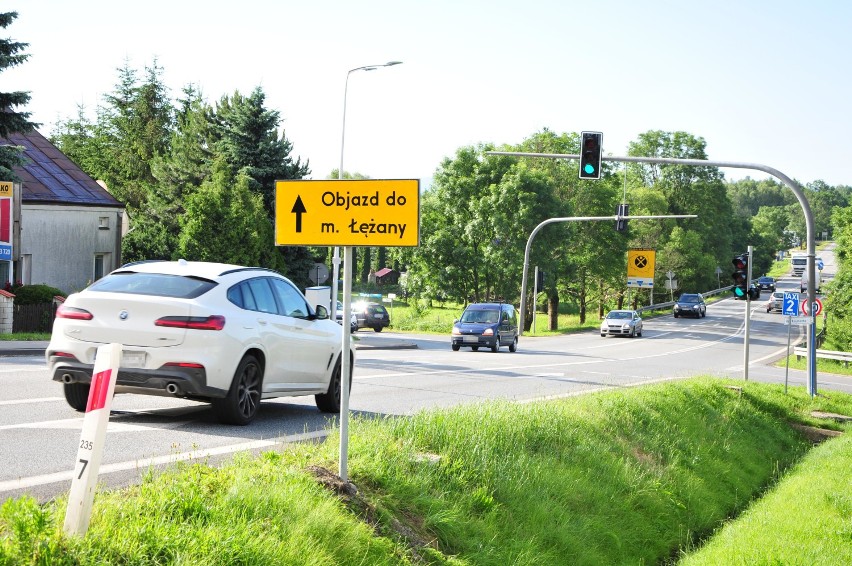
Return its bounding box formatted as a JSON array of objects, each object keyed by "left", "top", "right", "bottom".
[
  {"left": 128, "top": 86, "right": 216, "bottom": 261},
  {"left": 515, "top": 129, "right": 624, "bottom": 325},
  {"left": 178, "top": 163, "right": 285, "bottom": 271},
  {"left": 0, "top": 11, "right": 39, "bottom": 180},
  {"left": 628, "top": 131, "right": 734, "bottom": 292},
  {"left": 53, "top": 59, "right": 174, "bottom": 210},
  {"left": 208, "top": 87, "right": 313, "bottom": 285},
  {"left": 209, "top": 87, "right": 309, "bottom": 216}
]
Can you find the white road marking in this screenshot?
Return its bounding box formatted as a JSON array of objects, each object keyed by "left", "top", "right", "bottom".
[
  {"left": 0, "top": 397, "right": 64, "bottom": 406},
  {"left": 0, "top": 430, "right": 328, "bottom": 493}
]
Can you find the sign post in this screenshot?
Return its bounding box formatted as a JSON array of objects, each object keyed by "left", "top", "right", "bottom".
[
  {"left": 782, "top": 292, "right": 800, "bottom": 393},
  {"left": 275, "top": 179, "right": 419, "bottom": 483},
  {"left": 64, "top": 343, "right": 122, "bottom": 536}
]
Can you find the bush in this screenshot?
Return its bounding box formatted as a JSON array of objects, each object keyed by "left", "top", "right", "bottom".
[{"left": 12, "top": 284, "right": 66, "bottom": 305}]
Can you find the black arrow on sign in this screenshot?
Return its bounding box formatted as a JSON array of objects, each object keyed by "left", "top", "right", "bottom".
[{"left": 291, "top": 196, "right": 307, "bottom": 232}]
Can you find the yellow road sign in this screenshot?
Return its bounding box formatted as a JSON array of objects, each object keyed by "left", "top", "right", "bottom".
[
  {"left": 0, "top": 181, "right": 12, "bottom": 198},
  {"left": 627, "top": 249, "right": 656, "bottom": 289},
  {"left": 275, "top": 179, "right": 419, "bottom": 247}
]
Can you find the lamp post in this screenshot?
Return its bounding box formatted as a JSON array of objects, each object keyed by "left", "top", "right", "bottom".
[
  {"left": 333, "top": 61, "right": 402, "bottom": 482},
  {"left": 330, "top": 61, "right": 403, "bottom": 314}
]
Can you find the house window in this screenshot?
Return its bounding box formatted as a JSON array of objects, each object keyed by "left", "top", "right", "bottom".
[
  {"left": 99, "top": 216, "right": 110, "bottom": 230},
  {"left": 94, "top": 254, "right": 106, "bottom": 281}
]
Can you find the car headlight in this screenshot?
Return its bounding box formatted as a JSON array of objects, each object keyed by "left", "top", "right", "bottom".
[
  {"left": 622, "top": 324, "right": 630, "bottom": 329},
  {"left": 482, "top": 328, "right": 494, "bottom": 336},
  {"left": 452, "top": 327, "right": 462, "bottom": 335}
]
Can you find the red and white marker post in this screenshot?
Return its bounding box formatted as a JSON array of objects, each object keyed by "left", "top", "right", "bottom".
[{"left": 63, "top": 343, "right": 122, "bottom": 537}]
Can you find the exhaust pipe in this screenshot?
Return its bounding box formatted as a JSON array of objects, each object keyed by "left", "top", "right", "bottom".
[
  {"left": 61, "top": 373, "right": 75, "bottom": 384},
  {"left": 165, "top": 382, "right": 181, "bottom": 396}
]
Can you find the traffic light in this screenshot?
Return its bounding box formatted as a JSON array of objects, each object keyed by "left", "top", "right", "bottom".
[
  {"left": 616, "top": 203, "right": 629, "bottom": 232},
  {"left": 579, "top": 131, "right": 603, "bottom": 180},
  {"left": 731, "top": 253, "right": 748, "bottom": 298}
]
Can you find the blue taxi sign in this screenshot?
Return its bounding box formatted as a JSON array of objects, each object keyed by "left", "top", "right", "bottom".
[{"left": 782, "top": 292, "right": 800, "bottom": 316}]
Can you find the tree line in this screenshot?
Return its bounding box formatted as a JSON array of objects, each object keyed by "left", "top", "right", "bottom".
[{"left": 2, "top": 12, "right": 849, "bottom": 325}]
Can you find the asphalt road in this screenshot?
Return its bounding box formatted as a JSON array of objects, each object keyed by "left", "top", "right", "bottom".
[
  {"left": 1, "top": 246, "right": 844, "bottom": 503},
  {"left": 3, "top": 289, "right": 849, "bottom": 504}
]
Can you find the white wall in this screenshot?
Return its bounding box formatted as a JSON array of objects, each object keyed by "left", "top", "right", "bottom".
[{"left": 20, "top": 204, "right": 123, "bottom": 294}]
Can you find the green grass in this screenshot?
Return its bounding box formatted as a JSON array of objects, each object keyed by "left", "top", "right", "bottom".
[
  {"left": 680, "top": 429, "right": 852, "bottom": 565},
  {"left": 0, "top": 332, "right": 50, "bottom": 341},
  {"left": 2, "top": 378, "right": 851, "bottom": 565}
]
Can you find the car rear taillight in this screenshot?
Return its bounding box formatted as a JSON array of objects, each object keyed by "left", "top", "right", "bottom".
[
  {"left": 155, "top": 315, "right": 225, "bottom": 330},
  {"left": 56, "top": 305, "right": 94, "bottom": 320},
  {"left": 52, "top": 352, "right": 78, "bottom": 359},
  {"left": 163, "top": 362, "right": 205, "bottom": 369}
]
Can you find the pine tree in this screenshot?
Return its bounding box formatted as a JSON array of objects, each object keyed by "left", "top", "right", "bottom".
[{"left": 0, "top": 11, "right": 39, "bottom": 180}]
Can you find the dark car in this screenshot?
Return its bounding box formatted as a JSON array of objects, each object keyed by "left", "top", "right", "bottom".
[
  {"left": 354, "top": 302, "right": 390, "bottom": 332},
  {"left": 757, "top": 276, "right": 776, "bottom": 292},
  {"left": 673, "top": 293, "right": 706, "bottom": 318},
  {"left": 451, "top": 303, "right": 518, "bottom": 352}
]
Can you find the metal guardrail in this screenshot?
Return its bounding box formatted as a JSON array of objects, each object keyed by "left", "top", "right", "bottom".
[
  {"left": 637, "top": 286, "right": 734, "bottom": 313},
  {"left": 793, "top": 347, "right": 852, "bottom": 366}
]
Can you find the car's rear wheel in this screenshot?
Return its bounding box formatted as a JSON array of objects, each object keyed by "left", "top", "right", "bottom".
[
  {"left": 509, "top": 337, "right": 517, "bottom": 352},
  {"left": 214, "top": 354, "right": 262, "bottom": 425},
  {"left": 64, "top": 382, "right": 89, "bottom": 412},
  {"left": 315, "top": 356, "right": 352, "bottom": 413},
  {"left": 373, "top": 326, "right": 383, "bottom": 333}
]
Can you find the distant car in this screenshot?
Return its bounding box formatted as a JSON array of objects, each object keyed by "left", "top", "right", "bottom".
[
  {"left": 46, "top": 260, "right": 350, "bottom": 425},
  {"left": 451, "top": 303, "right": 518, "bottom": 352},
  {"left": 757, "top": 276, "right": 776, "bottom": 292},
  {"left": 800, "top": 274, "right": 822, "bottom": 294},
  {"left": 766, "top": 291, "right": 784, "bottom": 313},
  {"left": 336, "top": 300, "right": 358, "bottom": 332},
  {"left": 735, "top": 284, "right": 761, "bottom": 300},
  {"left": 354, "top": 302, "right": 390, "bottom": 332},
  {"left": 600, "top": 310, "right": 643, "bottom": 338},
  {"left": 673, "top": 293, "right": 706, "bottom": 318}
]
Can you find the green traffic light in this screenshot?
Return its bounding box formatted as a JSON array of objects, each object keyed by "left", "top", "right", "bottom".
[
  {"left": 733, "top": 286, "right": 746, "bottom": 297},
  {"left": 584, "top": 163, "right": 596, "bottom": 175}
]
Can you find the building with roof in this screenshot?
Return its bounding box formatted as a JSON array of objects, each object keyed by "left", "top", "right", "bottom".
[
  {"left": 1, "top": 129, "right": 125, "bottom": 293},
  {"left": 373, "top": 267, "right": 400, "bottom": 285}
]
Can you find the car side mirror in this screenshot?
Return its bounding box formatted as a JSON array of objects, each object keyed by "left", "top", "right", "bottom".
[{"left": 314, "top": 304, "right": 329, "bottom": 320}]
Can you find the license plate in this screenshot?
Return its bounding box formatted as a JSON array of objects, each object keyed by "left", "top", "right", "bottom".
[
  {"left": 373, "top": 314, "right": 384, "bottom": 319},
  {"left": 463, "top": 335, "right": 479, "bottom": 343},
  {"left": 121, "top": 351, "right": 146, "bottom": 368}
]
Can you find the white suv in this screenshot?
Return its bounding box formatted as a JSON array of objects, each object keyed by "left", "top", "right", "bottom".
[{"left": 47, "top": 260, "right": 351, "bottom": 425}]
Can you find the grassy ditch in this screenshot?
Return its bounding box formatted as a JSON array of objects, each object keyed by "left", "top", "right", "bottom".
[{"left": 1, "top": 378, "right": 850, "bottom": 565}]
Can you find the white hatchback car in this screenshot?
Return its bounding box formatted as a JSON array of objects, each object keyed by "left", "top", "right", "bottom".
[{"left": 47, "top": 260, "right": 350, "bottom": 425}]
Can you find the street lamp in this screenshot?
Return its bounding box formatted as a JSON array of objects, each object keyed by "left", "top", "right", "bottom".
[
  {"left": 330, "top": 61, "right": 403, "bottom": 314},
  {"left": 333, "top": 61, "right": 402, "bottom": 482}
]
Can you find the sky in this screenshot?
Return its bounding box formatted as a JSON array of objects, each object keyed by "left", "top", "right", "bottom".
[{"left": 5, "top": 1, "right": 851, "bottom": 189}]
